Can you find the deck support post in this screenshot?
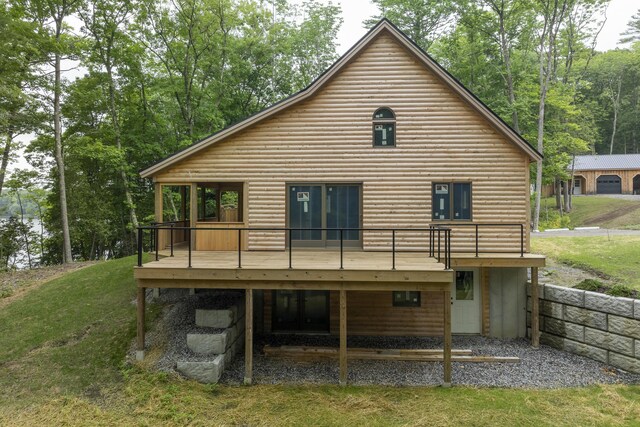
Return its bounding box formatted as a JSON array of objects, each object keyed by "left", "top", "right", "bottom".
[
  {"left": 443, "top": 289, "right": 452, "bottom": 387},
  {"left": 531, "top": 267, "right": 540, "bottom": 348},
  {"left": 481, "top": 268, "right": 490, "bottom": 336},
  {"left": 339, "top": 289, "right": 347, "bottom": 386},
  {"left": 244, "top": 288, "right": 254, "bottom": 385},
  {"left": 136, "top": 287, "right": 145, "bottom": 361}
]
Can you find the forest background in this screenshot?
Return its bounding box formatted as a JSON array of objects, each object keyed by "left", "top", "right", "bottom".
[{"left": 1, "top": 0, "right": 639, "bottom": 267}]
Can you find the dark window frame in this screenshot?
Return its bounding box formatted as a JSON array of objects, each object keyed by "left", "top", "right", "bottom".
[
  {"left": 392, "top": 291, "right": 421, "bottom": 307},
  {"left": 432, "top": 181, "right": 473, "bottom": 221},
  {"left": 196, "top": 182, "right": 244, "bottom": 222},
  {"left": 372, "top": 107, "right": 396, "bottom": 147}
]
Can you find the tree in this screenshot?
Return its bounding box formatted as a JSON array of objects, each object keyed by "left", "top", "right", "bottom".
[
  {"left": 364, "top": 0, "right": 457, "bottom": 50},
  {"left": 620, "top": 9, "right": 640, "bottom": 44}
]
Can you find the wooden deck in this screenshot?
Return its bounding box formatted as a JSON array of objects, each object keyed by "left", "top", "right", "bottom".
[{"left": 135, "top": 250, "right": 454, "bottom": 291}]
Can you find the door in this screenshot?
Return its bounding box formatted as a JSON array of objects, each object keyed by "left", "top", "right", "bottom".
[
  {"left": 573, "top": 178, "right": 582, "bottom": 195},
  {"left": 288, "top": 184, "right": 361, "bottom": 247},
  {"left": 272, "top": 290, "right": 330, "bottom": 332},
  {"left": 451, "top": 269, "right": 481, "bottom": 334},
  {"left": 596, "top": 175, "right": 621, "bottom": 194}
]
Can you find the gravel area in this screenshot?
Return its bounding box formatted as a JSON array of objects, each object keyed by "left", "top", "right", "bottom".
[
  {"left": 220, "top": 335, "right": 640, "bottom": 388},
  {"left": 140, "top": 292, "right": 640, "bottom": 388}
]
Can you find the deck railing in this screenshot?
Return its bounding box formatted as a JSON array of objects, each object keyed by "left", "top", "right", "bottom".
[{"left": 136, "top": 226, "right": 453, "bottom": 270}]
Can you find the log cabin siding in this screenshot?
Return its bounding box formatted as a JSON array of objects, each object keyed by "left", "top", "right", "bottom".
[
  {"left": 575, "top": 170, "right": 640, "bottom": 194},
  {"left": 155, "top": 34, "right": 530, "bottom": 253}
]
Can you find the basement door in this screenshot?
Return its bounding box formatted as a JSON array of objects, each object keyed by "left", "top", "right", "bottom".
[{"left": 451, "top": 269, "right": 481, "bottom": 334}]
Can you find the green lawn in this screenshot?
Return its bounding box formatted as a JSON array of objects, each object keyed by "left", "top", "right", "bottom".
[
  {"left": 540, "top": 196, "right": 640, "bottom": 230},
  {"left": 1, "top": 256, "right": 640, "bottom": 426},
  {"left": 532, "top": 235, "right": 640, "bottom": 290}
]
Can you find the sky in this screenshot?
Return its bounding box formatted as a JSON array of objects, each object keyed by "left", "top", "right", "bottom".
[
  {"left": 10, "top": 0, "right": 640, "bottom": 174},
  {"left": 311, "top": 0, "right": 638, "bottom": 55}
]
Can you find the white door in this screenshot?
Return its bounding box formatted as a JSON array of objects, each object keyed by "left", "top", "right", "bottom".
[
  {"left": 573, "top": 178, "right": 582, "bottom": 195},
  {"left": 452, "top": 269, "right": 481, "bottom": 334}
]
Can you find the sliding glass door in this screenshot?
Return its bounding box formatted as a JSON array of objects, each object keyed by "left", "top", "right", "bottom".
[{"left": 288, "top": 184, "right": 361, "bottom": 247}]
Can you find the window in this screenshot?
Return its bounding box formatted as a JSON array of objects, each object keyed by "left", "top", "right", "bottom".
[
  {"left": 455, "top": 271, "right": 474, "bottom": 300},
  {"left": 392, "top": 291, "right": 420, "bottom": 307},
  {"left": 432, "top": 182, "right": 472, "bottom": 220},
  {"left": 373, "top": 107, "right": 395, "bottom": 147},
  {"left": 197, "top": 183, "right": 243, "bottom": 222}
]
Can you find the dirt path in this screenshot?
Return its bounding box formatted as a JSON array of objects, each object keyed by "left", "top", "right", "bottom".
[
  {"left": 0, "top": 262, "right": 96, "bottom": 308},
  {"left": 537, "top": 257, "right": 616, "bottom": 288}
]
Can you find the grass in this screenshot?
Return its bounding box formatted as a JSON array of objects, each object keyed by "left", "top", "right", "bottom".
[
  {"left": 532, "top": 235, "right": 640, "bottom": 290},
  {"left": 539, "top": 196, "right": 640, "bottom": 230},
  {"left": 1, "top": 255, "right": 640, "bottom": 425}
]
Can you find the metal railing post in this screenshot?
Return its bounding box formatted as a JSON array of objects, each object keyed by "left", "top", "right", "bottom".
[
  {"left": 340, "top": 229, "right": 344, "bottom": 270},
  {"left": 392, "top": 229, "right": 396, "bottom": 270},
  {"left": 155, "top": 226, "right": 159, "bottom": 261},
  {"left": 475, "top": 224, "right": 479, "bottom": 257},
  {"left": 238, "top": 229, "right": 242, "bottom": 268},
  {"left": 170, "top": 223, "right": 174, "bottom": 257},
  {"left": 448, "top": 229, "right": 452, "bottom": 269},
  {"left": 437, "top": 228, "right": 441, "bottom": 262},
  {"left": 137, "top": 227, "right": 143, "bottom": 267},
  {"left": 520, "top": 224, "right": 524, "bottom": 257},
  {"left": 288, "top": 229, "right": 292, "bottom": 269},
  {"left": 187, "top": 228, "right": 192, "bottom": 268}
]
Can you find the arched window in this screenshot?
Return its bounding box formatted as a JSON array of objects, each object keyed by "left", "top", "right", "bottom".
[{"left": 372, "top": 107, "right": 396, "bottom": 147}]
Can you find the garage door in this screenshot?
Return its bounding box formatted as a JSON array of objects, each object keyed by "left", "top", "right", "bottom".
[{"left": 596, "top": 175, "right": 622, "bottom": 194}]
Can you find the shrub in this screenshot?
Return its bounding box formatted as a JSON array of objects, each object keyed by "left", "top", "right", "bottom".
[
  {"left": 607, "top": 284, "right": 637, "bottom": 298},
  {"left": 575, "top": 279, "right": 605, "bottom": 292}
]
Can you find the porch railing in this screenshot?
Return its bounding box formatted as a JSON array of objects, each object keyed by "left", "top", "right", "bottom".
[{"left": 136, "top": 226, "right": 453, "bottom": 270}]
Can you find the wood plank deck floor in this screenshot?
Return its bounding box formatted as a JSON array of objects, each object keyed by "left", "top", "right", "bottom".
[{"left": 145, "top": 249, "right": 445, "bottom": 271}]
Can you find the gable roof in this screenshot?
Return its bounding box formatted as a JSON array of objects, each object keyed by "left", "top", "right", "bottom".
[
  {"left": 573, "top": 154, "right": 640, "bottom": 171},
  {"left": 141, "top": 19, "right": 542, "bottom": 178}
]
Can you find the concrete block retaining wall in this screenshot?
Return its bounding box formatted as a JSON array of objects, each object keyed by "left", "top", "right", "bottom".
[
  {"left": 527, "top": 283, "right": 640, "bottom": 374},
  {"left": 177, "top": 302, "right": 245, "bottom": 383}
]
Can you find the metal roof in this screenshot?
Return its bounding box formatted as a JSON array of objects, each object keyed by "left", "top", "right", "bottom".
[{"left": 572, "top": 154, "right": 640, "bottom": 171}]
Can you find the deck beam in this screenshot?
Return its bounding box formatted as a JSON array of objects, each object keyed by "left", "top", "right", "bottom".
[
  {"left": 339, "top": 289, "right": 347, "bottom": 386},
  {"left": 136, "top": 287, "right": 145, "bottom": 360},
  {"left": 244, "top": 288, "right": 254, "bottom": 385},
  {"left": 531, "top": 267, "right": 540, "bottom": 348},
  {"left": 443, "top": 289, "right": 452, "bottom": 387}
]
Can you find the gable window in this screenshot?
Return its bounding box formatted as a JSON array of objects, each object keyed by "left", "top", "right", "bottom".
[
  {"left": 197, "top": 182, "right": 243, "bottom": 222},
  {"left": 373, "top": 107, "right": 395, "bottom": 147},
  {"left": 392, "top": 291, "right": 420, "bottom": 307},
  {"left": 432, "top": 182, "right": 472, "bottom": 221}
]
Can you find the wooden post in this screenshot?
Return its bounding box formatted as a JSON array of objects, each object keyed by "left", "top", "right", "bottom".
[
  {"left": 136, "top": 287, "right": 145, "bottom": 361},
  {"left": 481, "top": 268, "right": 490, "bottom": 337},
  {"left": 339, "top": 289, "right": 347, "bottom": 386},
  {"left": 443, "top": 289, "right": 452, "bottom": 387},
  {"left": 190, "top": 184, "right": 198, "bottom": 247},
  {"left": 531, "top": 267, "right": 540, "bottom": 348},
  {"left": 244, "top": 288, "right": 254, "bottom": 385}
]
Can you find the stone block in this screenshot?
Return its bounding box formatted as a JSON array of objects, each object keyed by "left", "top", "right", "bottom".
[
  {"left": 544, "top": 317, "right": 584, "bottom": 342},
  {"left": 584, "top": 292, "right": 634, "bottom": 317},
  {"left": 187, "top": 332, "right": 228, "bottom": 355},
  {"left": 608, "top": 315, "right": 640, "bottom": 340},
  {"left": 541, "top": 300, "right": 564, "bottom": 319},
  {"left": 563, "top": 338, "right": 608, "bottom": 364},
  {"left": 563, "top": 305, "right": 607, "bottom": 331},
  {"left": 584, "top": 328, "right": 634, "bottom": 357},
  {"left": 540, "top": 332, "right": 564, "bottom": 349},
  {"left": 177, "top": 356, "right": 224, "bottom": 383},
  {"left": 526, "top": 283, "right": 544, "bottom": 299},
  {"left": 545, "top": 285, "right": 584, "bottom": 307},
  {"left": 635, "top": 300, "right": 640, "bottom": 320},
  {"left": 635, "top": 339, "right": 640, "bottom": 358},
  {"left": 609, "top": 353, "right": 640, "bottom": 374},
  {"left": 196, "top": 307, "right": 239, "bottom": 328}
]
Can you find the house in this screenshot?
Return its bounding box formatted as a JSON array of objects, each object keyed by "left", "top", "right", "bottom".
[
  {"left": 133, "top": 19, "right": 545, "bottom": 386},
  {"left": 570, "top": 154, "right": 640, "bottom": 195}
]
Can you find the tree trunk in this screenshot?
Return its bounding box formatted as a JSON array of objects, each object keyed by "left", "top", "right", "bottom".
[
  {"left": 496, "top": 6, "right": 520, "bottom": 133},
  {"left": 555, "top": 178, "right": 562, "bottom": 209},
  {"left": 54, "top": 20, "right": 73, "bottom": 264},
  {"left": 609, "top": 77, "right": 622, "bottom": 155},
  {"left": 563, "top": 180, "right": 570, "bottom": 213},
  {"left": 0, "top": 132, "right": 13, "bottom": 196},
  {"left": 15, "top": 191, "right": 32, "bottom": 268}
]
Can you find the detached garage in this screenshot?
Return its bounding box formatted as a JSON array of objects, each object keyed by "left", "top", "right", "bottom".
[{"left": 571, "top": 154, "right": 640, "bottom": 195}]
